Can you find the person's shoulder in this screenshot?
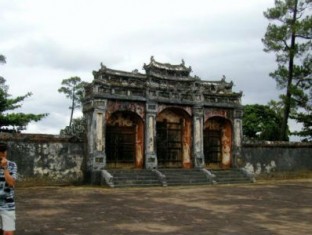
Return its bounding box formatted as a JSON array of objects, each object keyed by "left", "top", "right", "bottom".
[{"left": 8, "top": 161, "right": 17, "bottom": 168}]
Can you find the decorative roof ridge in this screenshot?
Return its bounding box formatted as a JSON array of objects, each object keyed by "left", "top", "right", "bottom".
[
  {"left": 202, "top": 75, "right": 234, "bottom": 86},
  {"left": 143, "top": 56, "right": 192, "bottom": 72},
  {"left": 94, "top": 62, "right": 146, "bottom": 78}
]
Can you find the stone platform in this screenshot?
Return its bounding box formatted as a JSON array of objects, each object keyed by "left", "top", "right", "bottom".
[{"left": 101, "top": 168, "right": 253, "bottom": 187}]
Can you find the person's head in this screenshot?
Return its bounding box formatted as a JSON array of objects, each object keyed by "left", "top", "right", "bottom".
[{"left": 0, "top": 142, "right": 8, "bottom": 159}]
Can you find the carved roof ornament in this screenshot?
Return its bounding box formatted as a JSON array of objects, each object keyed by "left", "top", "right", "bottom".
[
  {"left": 143, "top": 56, "right": 192, "bottom": 75},
  {"left": 100, "top": 62, "right": 107, "bottom": 71},
  {"left": 89, "top": 56, "right": 242, "bottom": 103},
  {"left": 88, "top": 58, "right": 242, "bottom": 104},
  {"left": 220, "top": 75, "right": 233, "bottom": 89}
]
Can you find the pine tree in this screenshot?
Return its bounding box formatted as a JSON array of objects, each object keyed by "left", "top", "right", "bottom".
[
  {"left": 0, "top": 55, "right": 47, "bottom": 132},
  {"left": 262, "top": 0, "right": 312, "bottom": 140},
  {"left": 58, "top": 77, "right": 86, "bottom": 127},
  {"left": 292, "top": 89, "right": 312, "bottom": 141}
]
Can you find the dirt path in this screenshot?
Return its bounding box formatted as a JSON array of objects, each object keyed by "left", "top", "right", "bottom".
[{"left": 15, "top": 179, "right": 312, "bottom": 235}]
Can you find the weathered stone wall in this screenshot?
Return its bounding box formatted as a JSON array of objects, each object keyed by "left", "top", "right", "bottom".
[
  {"left": 0, "top": 133, "right": 86, "bottom": 184},
  {"left": 240, "top": 141, "right": 312, "bottom": 176}
]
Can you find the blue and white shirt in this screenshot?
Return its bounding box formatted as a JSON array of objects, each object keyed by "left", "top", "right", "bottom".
[{"left": 0, "top": 161, "right": 17, "bottom": 211}]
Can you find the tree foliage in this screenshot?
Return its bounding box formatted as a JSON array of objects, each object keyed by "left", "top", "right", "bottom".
[
  {"left": 292, "top": 88, "right": 312, "bottom": 141},
  {"left": 262, "top": 0, "right": 312, "bottom": 140},
  {"left": 0, "top": 55, "right": 47, "bottom": 132},
  {"left": 0, "top": 55, "right": 6, "bottom": 64},
  {"left": 58, "top": 76, "right": 86, "bottom": 127},
  {"left": 243, "top": 103, "right": 286, "bottom": 141},
  {"left": 60, "top": 117, "right": 86, "bottom": 140}
]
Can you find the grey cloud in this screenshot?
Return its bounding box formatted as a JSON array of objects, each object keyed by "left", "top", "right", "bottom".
[
  {"left": 7, "top": 38, "right": 121, "bottom": 72},
  {"left": 2, "top": 0, "right": 284, "bottom": 134},
  {"left": 26, "top": 112, "right": 70, "bottom": 134}
]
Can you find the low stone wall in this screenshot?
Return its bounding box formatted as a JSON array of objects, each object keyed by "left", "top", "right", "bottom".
[
  {"left": 0, "top": 133, "right": 86, "bottom": 185},
  {"left": 240, "top": 141, "right": 312, "bottom": 176}
]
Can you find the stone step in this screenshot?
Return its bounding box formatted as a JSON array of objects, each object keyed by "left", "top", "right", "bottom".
[
  {"left": 107, "top": 169, "right": 163, "bottom": 188},
  {"left": 210, "top": 169, "right": 252, "bottom": 184},
  {"left": 102, "top": 168, "right": 253, "bottom": 188},
  {"left": 158, "top": 169, "right": 212, "bottom": 186}
]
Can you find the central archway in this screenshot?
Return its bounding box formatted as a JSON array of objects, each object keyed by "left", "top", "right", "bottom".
[{"left": 156, "top": 107, "right": 192, "bottom": 168}]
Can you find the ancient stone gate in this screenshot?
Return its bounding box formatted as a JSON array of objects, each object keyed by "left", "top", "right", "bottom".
[{"left": 83, "top": 57, "right": 243, "bottom": 172}]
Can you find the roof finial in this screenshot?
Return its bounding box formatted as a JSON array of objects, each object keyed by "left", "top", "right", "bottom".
[
  {"left": 181, "top": 59, "right": 185, "bottom": 66},
  {"left": 100, "top": 62, "right": 106, "bottom": 70},
  {"left": 150, "top": 56, "right": 155, "bottom": 62}
]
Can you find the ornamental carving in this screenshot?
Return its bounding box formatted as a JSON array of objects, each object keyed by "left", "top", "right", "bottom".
[{"left": 85, "top": 57, "right": 242, "bottom": 106}]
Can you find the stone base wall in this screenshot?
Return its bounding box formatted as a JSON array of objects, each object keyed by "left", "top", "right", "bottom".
[
  {"left": 0, "top": 133, "right": 86, "bottom": 185},
  {"left": 240, "top": 141, "right": 312, "bottom": 176}
]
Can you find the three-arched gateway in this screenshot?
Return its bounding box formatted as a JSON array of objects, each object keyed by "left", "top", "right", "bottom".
[{"left": 83, "top": 57, "right": 243, "bottom": 179}]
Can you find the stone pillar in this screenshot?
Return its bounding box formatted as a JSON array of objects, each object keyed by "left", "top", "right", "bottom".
[
  {"left": 84, "top": 99, "right": 107, "bottom": 172},
  {"left": 232, "top": 109, "right": 243, "bottom": 168},
  {"left": 145, "top": 103, "right": 158, "bottom": 169},
  {"left": 193, "top": 106, "right": 205, "bottom": 168}
]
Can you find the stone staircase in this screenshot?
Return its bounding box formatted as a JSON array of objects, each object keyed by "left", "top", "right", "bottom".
[
  {"left": 105, "top": 169, "right": 163, "bottom": 188},
  {"left": 210, "top": 168, "right": 253, "bottom": 184},
  {"left": 157, "top": 168, "right": 212, "bottom": 186},
  {"left": 101, "top": 168, "right": 253, "bottom": 188}
]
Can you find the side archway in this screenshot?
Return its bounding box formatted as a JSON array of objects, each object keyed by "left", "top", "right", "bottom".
[{"left": 106, "top": 111, "right": 144, "bottom": 169}]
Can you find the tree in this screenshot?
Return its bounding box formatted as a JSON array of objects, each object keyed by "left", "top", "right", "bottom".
[
  {"left": 0, "top": 56, "right": 47, "bottom": 132},
  {"left": 60, "top": 117, "right": 86, "bottom": 140},
  {"left": 262, "top": 0, "right": 312, "bottom": 140},
  {"left": 0, "top": 55, "right": 6, "bottom": 64},
  {"left": 0, "top": 54, "right": 6, "bottom": 81},
  {"left": 292, "top": 88, "right": 312, "bottom": 141},
  {"left": 58, "top": 77, "right": 85, "bottom": 127},
  {"left": 242, "top": 103, "right": 285, "bottom": 141}
]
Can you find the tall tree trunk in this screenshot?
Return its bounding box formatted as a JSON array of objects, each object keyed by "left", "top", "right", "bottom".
[
  {"left": 69, "top": 87, "right": 75, "bottom": 127},
  {"left": 280, "top": 0, "right": 298, "bottom": 141},
  {"left": 281, "top": 60, "right": 293, "bottom": 141}
]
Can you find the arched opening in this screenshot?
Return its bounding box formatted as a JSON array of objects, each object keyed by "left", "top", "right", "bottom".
[
  {"left": 106, "top": 111, "right": 144, "bottom": 169},
  {"left": 156, "top": 108, "right": 192, "bottom": 168},
  {"left": 204, "top": 117, "right": 232, "bottom": 169}
]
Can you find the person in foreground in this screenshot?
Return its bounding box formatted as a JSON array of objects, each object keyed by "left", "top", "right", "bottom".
[{"left": 0, "top": 143, "right": 17, "bottom": 235}]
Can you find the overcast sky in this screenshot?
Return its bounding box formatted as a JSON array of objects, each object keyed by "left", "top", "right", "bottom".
[{"left": 1, "top": 0, "right": 295, "bottom": 135}]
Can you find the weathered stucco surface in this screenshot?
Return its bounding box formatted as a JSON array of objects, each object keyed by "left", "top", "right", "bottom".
[
  {"left": 240, "top": 141, "right": 312, "bottom": 176},
  {"left": 0, "top": 133, "right": 85, "bottom": 184}
]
